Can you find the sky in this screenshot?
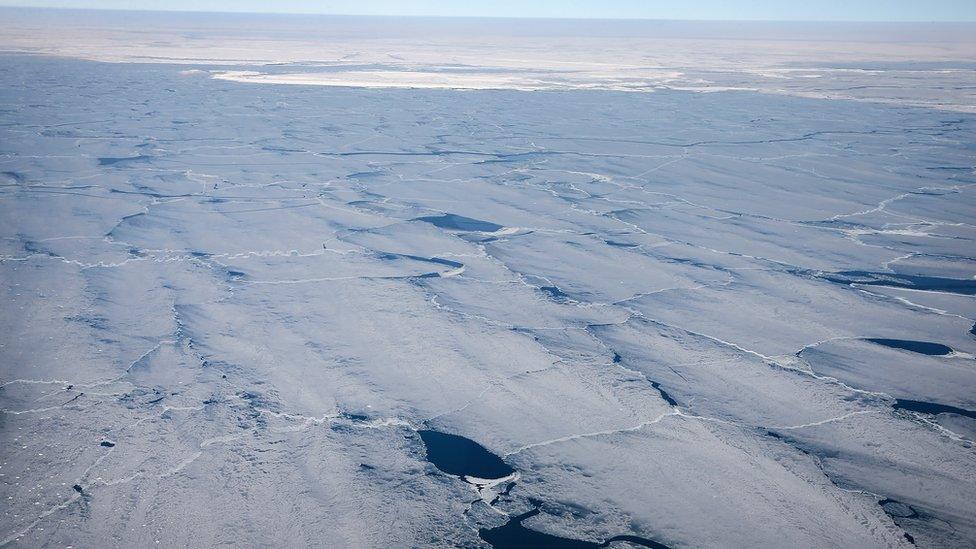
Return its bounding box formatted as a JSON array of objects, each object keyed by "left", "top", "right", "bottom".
[{"left": 1, "top": 0, "right": 975, "bottom": 21}]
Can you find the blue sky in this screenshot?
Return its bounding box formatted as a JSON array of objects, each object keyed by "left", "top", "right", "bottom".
[{"left": 1, "top": 0, "right": 974, "bottom": 21}]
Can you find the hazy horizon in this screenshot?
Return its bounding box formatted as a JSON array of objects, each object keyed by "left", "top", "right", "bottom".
[{"left": 1, "top": 0, "right": 975, "bottom": 22}]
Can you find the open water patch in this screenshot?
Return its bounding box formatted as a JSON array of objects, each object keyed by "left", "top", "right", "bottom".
[
  {"left": 479, "top": 500, "right": 671, "bottom": 549},
  {"left": 414, "top": 213, "right": 503, "bottom": 233},
  {"left": 894, "top": 399, "right": 976, "bottom": 420},
  {"left": 864, "top": 339, "right": 953, "bottom": 356},
  {"left": 818, "top": 270, "right": 976, "bottom": 296},
  {"left": 650, "top": 381, "right": 678, "bottom": 406},
  {"left": 98, "top": 155, "right": 151, "bottom": 166},
  {"left": 417, "top": 430, "right": 514, "bottom": 480}
]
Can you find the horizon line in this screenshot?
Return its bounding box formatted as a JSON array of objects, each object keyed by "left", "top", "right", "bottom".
[{"left": 2, "top": 5, "right": 975, "bottom": 24}]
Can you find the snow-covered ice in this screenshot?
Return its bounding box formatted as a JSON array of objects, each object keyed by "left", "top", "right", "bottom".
[{"left": 1, "top": 12, "right": 975, "bottom": 548}]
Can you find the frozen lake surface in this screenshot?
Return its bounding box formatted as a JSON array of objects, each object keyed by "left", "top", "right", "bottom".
[{"left": 0, "top": 17, "right": 975, "bottom": 548}]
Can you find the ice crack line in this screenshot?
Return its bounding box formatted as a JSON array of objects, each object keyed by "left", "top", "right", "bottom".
[{"left": 503, "top": 410, "right": 680, "bottom": 457}]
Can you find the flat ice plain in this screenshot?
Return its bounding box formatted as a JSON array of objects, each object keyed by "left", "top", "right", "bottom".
[{"left": 1, "top": 9, "right": 975, "bottom": 548}]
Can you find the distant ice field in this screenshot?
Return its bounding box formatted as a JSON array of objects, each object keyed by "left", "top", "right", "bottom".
[
  {"left": 0, "top": 53, "right": 975, "bottom": 548},
  {"left": 2, "top": 10, "right": 976, "bottom": 111}
]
